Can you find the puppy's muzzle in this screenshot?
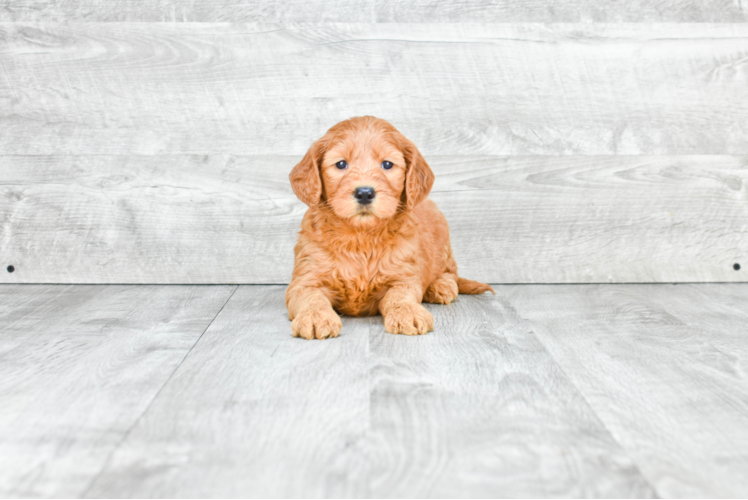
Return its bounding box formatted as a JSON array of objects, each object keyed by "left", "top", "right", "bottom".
[{"left": 354, "top": 186, "right": 376, "bottom": 205}]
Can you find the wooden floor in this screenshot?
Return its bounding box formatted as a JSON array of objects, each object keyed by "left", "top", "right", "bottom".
[{"left": 1, "top": 284, "right": 747, "bottom": 498}]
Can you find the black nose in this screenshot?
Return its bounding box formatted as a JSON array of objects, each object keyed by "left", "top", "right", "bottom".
[{"left": 354, "top": 186, "right": 376, "bottom": 205}]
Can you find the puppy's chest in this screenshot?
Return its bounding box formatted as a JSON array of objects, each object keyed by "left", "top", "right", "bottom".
[{"left": 327, "top": 247, "right": 405, "bottom": 315}]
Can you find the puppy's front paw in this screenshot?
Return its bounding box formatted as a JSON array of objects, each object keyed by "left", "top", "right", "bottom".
[
  {"left": 384, "top": 303, "right": 434, "bottom": 336},
  {"left": 291, "top": 307, "right": 342, "bottom": 340}
]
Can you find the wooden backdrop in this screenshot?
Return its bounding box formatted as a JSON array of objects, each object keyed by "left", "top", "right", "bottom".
[{"left": 1, "top": 3, "right": 747, "bottom": 284}]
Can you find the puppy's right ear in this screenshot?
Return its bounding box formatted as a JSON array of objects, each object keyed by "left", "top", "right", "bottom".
[{"left": 289, "top": 139, "right": 325, "bottom": 207}]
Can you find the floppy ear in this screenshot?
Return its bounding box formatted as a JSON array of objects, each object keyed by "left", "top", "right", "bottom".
[
  {"left": 402, "top": 138, "right": 435, "bottom": 210},
  {"left": 289, "top": 139, "right": 325, "bottom": 207}
]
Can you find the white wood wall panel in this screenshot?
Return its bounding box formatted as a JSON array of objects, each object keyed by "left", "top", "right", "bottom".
[
  {"left": 2, "top": 155, "right": 745, "bottom": 284},
  {"left": 1, "top": 21, "right": 746, "bottom": 283},
  {"left": 0, "top": 0, "right": 745, "bottom": 22},
  {"left": 1, "top": 23, "right": 747, "bottom": 156}
]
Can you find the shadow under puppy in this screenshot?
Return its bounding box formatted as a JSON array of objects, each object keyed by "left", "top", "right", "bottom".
[{"left": 286, "top": 116, "right": 494, "bottom": 339}]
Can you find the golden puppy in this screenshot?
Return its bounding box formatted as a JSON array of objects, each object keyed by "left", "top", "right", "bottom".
[{"left": 286, "top": 116, "right": 493, "bottom": 339}]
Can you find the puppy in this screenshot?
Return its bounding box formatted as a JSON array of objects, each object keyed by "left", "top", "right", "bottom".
[{"left": 286, "top": 116, "right": 494, "bottom": 339}]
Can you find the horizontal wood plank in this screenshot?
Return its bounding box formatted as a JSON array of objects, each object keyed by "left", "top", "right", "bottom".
[
  {"left": 84, "top": 285, "right": 370, "bottom": 498},
  {"left": 1, "top": 155, "right": 746, "bottom": 284},
  {"left": 505, "top": 283, "right": 748, "bottom": 497},
  {"left": 1, "top": 0, "right": 746, "bottom": 22},
  {"left": 1, "top": 23, "right": 747, "bottom": 155},
  {"left": 0, "top": 284, "right": 235, "bottom": 497}
]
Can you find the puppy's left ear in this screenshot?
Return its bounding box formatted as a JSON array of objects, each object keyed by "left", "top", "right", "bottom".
[
  {"left": 290, "top": 138, "right": 326, "bottom": 207},
  {"left": 402, "top": 138, "right": 435, "bottom": 210}
]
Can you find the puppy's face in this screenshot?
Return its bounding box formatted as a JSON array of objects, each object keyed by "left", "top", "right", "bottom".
[
  {"left": 321, "top": 126, "right": 406, "bottom": 226},
  {"left": 290, "top": 116, "right": 434, "bottom": 227}
]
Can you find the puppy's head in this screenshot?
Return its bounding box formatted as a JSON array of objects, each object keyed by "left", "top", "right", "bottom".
[{"left": 289, "top": 116, "right": 434, "bottom": 226}]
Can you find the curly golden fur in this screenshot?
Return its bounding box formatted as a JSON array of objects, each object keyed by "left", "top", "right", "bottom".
[{"left": 286, "top": 116, "right": 493, "bottom": 339}]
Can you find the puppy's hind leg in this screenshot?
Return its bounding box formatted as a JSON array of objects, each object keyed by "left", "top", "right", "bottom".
[{"left": 423, "top": 273, "right": 459, "bottom": 305}]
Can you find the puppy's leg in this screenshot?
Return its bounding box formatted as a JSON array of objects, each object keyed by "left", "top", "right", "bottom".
[
  {"left": 423, "top": 273, "right": 459, "bottom": 305},
  {"left": 379, "top": 283, "right": 434, "bottom": 336},
  {"left": 286, "top": 286, "right": 342, "bottom": 340}
]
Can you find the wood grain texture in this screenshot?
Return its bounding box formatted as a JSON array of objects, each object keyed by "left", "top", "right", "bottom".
[
  {"left": 3, "top": 283, "right": 748, "bottom": 496},
  {"left": 505, "top": 283, "right": 748, "bottom": 497},
  {"left": 2, "top": 155, "right": 746, "bottom": 284},
  {"left": 1, "top": 23, "right": 747, "bottom": 156},
  {"left": 84, "top": 285, "right": 371, "bottom": 498},
  {"left": 0, "top": 284, "right": 235, "bottom": 497},
  {"left": 369, "top": 293, "right": 654, "bottom": 497},
  {"left": 86, "top": 285, "right": 655, "bottom": 497},
  {"left": 1, "top": 0, "right": 746, "bottom": 22}
]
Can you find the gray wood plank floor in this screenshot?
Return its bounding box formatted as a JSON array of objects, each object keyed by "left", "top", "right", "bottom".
[
  {"left": 506, "top": 284, "right": 748, "bottom": 497},
  {"left": 2, "top": 284, "right": 747, "bottom": 497},
  {"left": 367, "top": 290, "right": 651, "bottom": 497},
  {"left": 0, "top": 284, "right": 236, "bottom": 498},
  {"left": 85, "top": 285, "right": 372, "bottom": 498}
]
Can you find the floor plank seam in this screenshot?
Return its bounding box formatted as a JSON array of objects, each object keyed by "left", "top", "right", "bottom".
[
  {"left": 508, "top": 307, "right": 662, "bottom": 497},
  {"left": 76, "top": 284, "right": 240, "bottom": 497}
]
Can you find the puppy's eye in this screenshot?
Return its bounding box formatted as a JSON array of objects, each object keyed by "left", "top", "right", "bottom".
[
  {"left": 335, "top": 160, "right": 348, "bottom": 170},
  {"left": 381, "top": 161, "right": 393, "bottom": 170}
]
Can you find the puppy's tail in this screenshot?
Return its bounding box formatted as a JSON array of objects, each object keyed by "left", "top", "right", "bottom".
[{"left": 457, "top": 277, "right": 495, "bottom": 295}]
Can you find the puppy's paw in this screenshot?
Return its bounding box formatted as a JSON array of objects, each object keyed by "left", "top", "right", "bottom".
[
  {"left": 291, "top": 307, "right": 342, "bottom": 340},
  {"left": 384, "top": 303, "right": 434, "bottom": 336},
  {"left": 423, "top": 276, "right": 459, "bottom": 305}
]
